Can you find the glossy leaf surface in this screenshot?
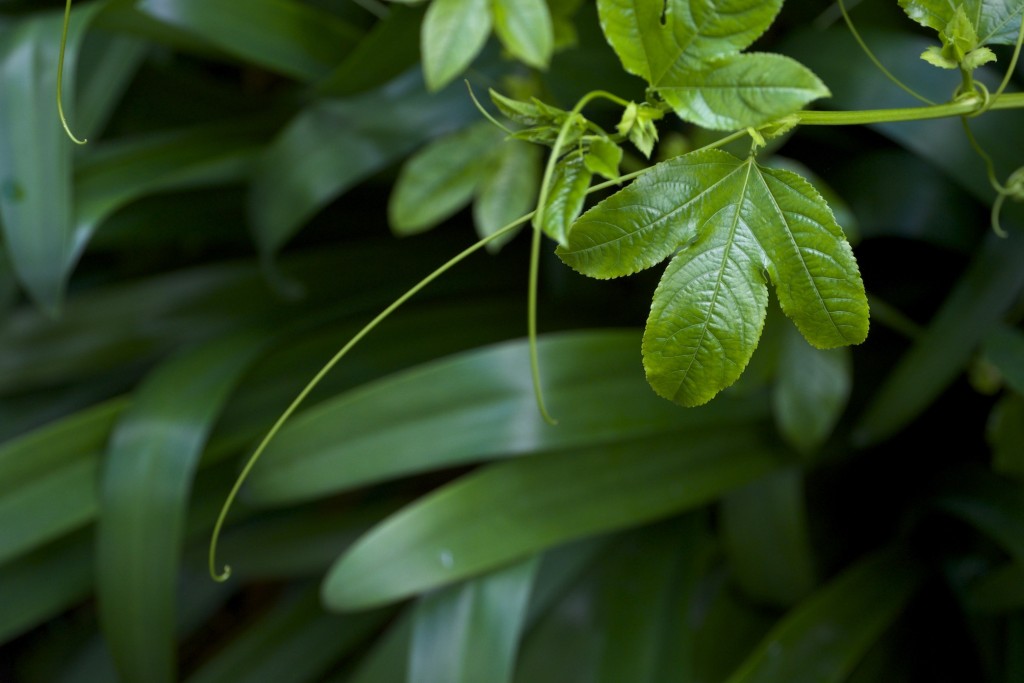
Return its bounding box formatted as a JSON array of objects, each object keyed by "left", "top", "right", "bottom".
[
  {"left": 898, "top": 0, "right": 1024, "bottom": 46},
  {"left": 246, "top": 331, "right": 764, "bottom": 505},
  {"left": 322, "top": 428, "right": 779, "bottom": 610},
  {"left": 560, "top": 149, "right": 866, "bottom": 406},
  {"left": 409, "top": 558, "right": 538, "bottom": 683}
]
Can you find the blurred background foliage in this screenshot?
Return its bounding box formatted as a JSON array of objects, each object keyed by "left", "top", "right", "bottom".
[{"left": 0, "top": 0, "right": 1023, "bottom": 681}]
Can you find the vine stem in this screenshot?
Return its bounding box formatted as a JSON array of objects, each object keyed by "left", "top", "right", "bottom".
[
  {"left": 796, "top": 92, "right": 1024, "bottom": 125},
  {"left": 57, "top": 0, "right": 86, "bottom": 145},
  {"left": 207, "top": 124, "right": 749, "bottom": 582},
  {"left": 837, "top": 0, "right": 935, "bottom": 105},
  {"left": 209, "top": 215, "right": 528, "bottom": 582},
  {"left": 528, "top": 89, "right": 631, "bottom": 426}
]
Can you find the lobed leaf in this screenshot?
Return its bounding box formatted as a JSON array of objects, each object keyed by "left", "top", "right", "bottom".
[
  {"left": 655, "top": 53, "right": 830, "bottom": 131},
  {"left": 575, "top": 149, "right": 867, "bottom": 406},
  {"left": 596, "top": 0, "right": 784, "bottom": 84},
  {"left": 898, "top": 0, "right": 1024, "bottom": 46}
]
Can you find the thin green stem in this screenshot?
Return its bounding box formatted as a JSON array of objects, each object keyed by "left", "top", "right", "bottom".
[
  {"left": 837, "top": 0, "right": 935, "bottom": 105},
  {"left": 528, "top": 89, "right": 629, "bottom": 425},
  {"left": 465, "top": 81, "right": 513, "bottom": 135},
  {"left": 991, "top": 192, "right": 1009, "bottom": 238},
  {"left": 960, "top": 116, "right": 1004, "bottom": 193},
  {"left": 994, "top": 15, "right": 1024, "bottom": 101},
  {"left": 208, "top": 216, "right": 529, "bottom": 582},
  {"left": 527, "top": 210, "right": 556, "bottom": 425},
  {"left": 796, "top": 92, "right": 1024, "bottom": 125},
  {"left": 57, "top": 0, "right": 86, "bottom": 145}
]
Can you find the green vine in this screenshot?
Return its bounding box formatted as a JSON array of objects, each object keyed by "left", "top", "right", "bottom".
[{"left": 125, "top": 0, "right": 1020, "bottom": 580}]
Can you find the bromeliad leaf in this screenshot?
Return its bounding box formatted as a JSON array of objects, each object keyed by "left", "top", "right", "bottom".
[
  {"left": 597, "top": 0, "right": 784, "bottom": 82},
  {"left": 656, "top": 53, "right": 830, "bottom": 131},
  {"left": 560, "top": 149, "right": 868, "bottom": 407},
  {"left": 535, "top": 151, "right": 592, "bottom": 246},
  {"left": 898, "top": 0, "right": 1024, "bottom": 47}
]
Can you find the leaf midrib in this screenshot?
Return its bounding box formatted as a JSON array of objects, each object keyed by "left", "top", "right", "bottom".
[{"left": 672, "top": 161, "right": 754, "bottom": 401}]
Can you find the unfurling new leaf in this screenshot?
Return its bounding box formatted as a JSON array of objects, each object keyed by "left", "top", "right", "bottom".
[{"left": 558, "top": 149, "right": 868, "bottom": 407}]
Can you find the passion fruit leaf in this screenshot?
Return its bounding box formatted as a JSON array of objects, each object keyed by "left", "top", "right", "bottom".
[
  {"left": 596, "top": 0, "right": 783, "bottom": 84},
  {"left": 535, "top": 151, "right": 592, "bottom": 246},
  {"left": 655, "top": 53, "right": 830, "bottom": 131},
  {"left": 559, "top": 149, "right": 866, "bottom": 406},
  {"left": 898, "top": 0, "right": 1024, "bottom": 46}
]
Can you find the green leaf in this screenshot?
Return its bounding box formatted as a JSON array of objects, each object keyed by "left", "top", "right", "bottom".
[
  {"left": 0, "top": 399, "right": 125, "bottom": 565},
  {"left": 596, "top": 0, "right": 784, "bottom": 84},
  {"left": 318, "top": 6, "right": 425, "bottom": 97},
  {"left": 726, "top": 550, "right": 921, "bottom": 683},
  {"left": 184, "top": 587, "right": 392, "bottom": 683},
  {"left": 990, "top": 394, "right": 1024, "bottom": 479},
  {"left": 983, "top": 325, "right": 1024, "bottom": 395},
  {"left": 721, "top": 469, "right": 817, "bottom": 607},
  {"left": 857, "top": 231, "right": 1024, "bottom": 443},
  {"left": 0, "top": 531, "right": 93, "bottom": 643},
  {"left": 898, "top": 0, "right": 1024, "bottom": 46},
  {"left": 137, "top": 0, "right": 361, "bottom": 81},
  {"left": 0, "top": 5, "right": 101, "bottom": 313},
  {"left": 96, "top": 331, "right": 267, "bottom": 683},
  {"left": 249, "top": 71, "right": 477, "bottom": 254},
  {"left": 492, "top": 0, "right": 554, "bottom": 68},
  {"left": 409, "top": 558, "right": 538, "bottom": 683},
  {"left": 773, "top": 324, "right": 852, "bottom": 454},
  {"left": 422, "top": 0, "right": 493, "bottom": 91},
  {"left": 322, "top": 428, "right": 780, "bottom": 610},
  {"left": 75, "top": 124, "right": 261, "bottom": 259},
  {"left": 536, "top": 151, "right": 592, "bottom": 246},
  {"left": 655, "top": 53, "right": 830, "bottom": 130},
  {"left": 246, "top": 331, "right": 764, "bottom": 506},
  {"left": 390, "top": 123, "right": 503, "bottom": 235},
  {"left": 473, "top": 139, "right": 541, "bottom": 252},
  {"left": 583, "top": 137, "right": 623, "bottom": 180},
  {"left": 563, "top": 149, "right": 865, "bottom": 406}
]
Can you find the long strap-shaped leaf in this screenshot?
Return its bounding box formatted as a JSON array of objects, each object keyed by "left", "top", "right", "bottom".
[
  {"left": 96, "top": 331, "right": 267, "bottom": 683},
  {"left": 322, "top": 427, "right": 780, "bottom": 610}
]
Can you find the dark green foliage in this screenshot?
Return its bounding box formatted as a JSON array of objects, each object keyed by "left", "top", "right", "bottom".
[{"left": 1, "top": 1, "right": 1023, "bottom": 682}]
